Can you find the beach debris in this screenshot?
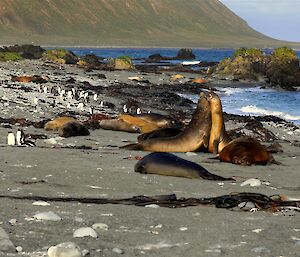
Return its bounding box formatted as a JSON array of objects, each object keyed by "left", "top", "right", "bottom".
[
  {"left": 179, "top": 227, "right": 188, "bottom": 231},
  {"left": 16, "top": 246, "right": 23, "bottom": 252},
  {"left": 73, "top": 227, "right": 98, "bottom": 238},
  {"left": 44, "top": 137, "right": 64, "bottom": 145},
  {"left": 112, "top": 247, "right": 124, "bottom": 254},
  {"left": 240, "top": 178, "right": 262, "bottom": 187},
  {"left": 33, "top": 211, "right": 62, "bottom": 221},
  {"left": 48, "top": 242, "right": 82, "bottom": 257},
  {"left": 145, "top": 204, "right": 160, "bottom": 208},
  {"left": 0, "top": 227, "right": 16, "bottom": 252},
  {"left": 92, "top": 223, "right": 109, "bottom": 231},
  {"left": 252, "top": 229, "right": 263, "bottom": 233}
]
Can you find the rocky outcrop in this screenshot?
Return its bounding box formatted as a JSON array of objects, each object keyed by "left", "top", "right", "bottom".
[
  {"left": 215, "top": 47, "right": 300, "bottom": 90},
  {"left": 176, "top": 48, "right": 195, "bottom": 60},
  {"left": 42, "top": 49, "right": 78, "bottom": 64},
  {"left": 0, "top": 44, "right": 45, "bottom": 59},
  {"left": 109, "top": 56, "right": 134, "bottom": 70}
]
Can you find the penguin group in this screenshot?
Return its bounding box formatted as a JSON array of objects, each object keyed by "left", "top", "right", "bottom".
[{"left": 7, "top": 129, "right": 35, "bottom": 147}]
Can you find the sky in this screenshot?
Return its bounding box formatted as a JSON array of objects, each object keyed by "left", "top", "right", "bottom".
[{"left": 219, "top": 0, "right": 300, "bottom": 42}]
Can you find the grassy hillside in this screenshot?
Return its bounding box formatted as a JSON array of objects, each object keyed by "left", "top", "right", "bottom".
[{"left": 0, "top": 0, "right": 298, "bottom": 47}]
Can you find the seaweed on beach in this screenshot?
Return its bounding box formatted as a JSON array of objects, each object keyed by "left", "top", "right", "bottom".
[{"left": 0, "top": 192, "right": 298, "bottom": 212}]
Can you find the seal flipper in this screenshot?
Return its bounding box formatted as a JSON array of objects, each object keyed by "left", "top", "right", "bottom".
[
  {"left": 213, "top": 138, "right": 219, "bottom": 154},
  {"left": 120, "top": 143, "right": 142, "bottom": 150}
]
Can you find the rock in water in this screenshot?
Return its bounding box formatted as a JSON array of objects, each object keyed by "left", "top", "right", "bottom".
[
  {"left": 0, "top": 227, "right": 15, "bottom": 252},
  {"left": 48, "top": 242, "right": 82, "bottom": 257},
  {"left": 73, "top": 227, "right": 98, "bottom": 238}
]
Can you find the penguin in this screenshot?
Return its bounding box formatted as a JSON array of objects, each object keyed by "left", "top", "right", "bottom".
[
  {"left": 67, "top": 91, "right": 73, "bottom": 99},
  {"left": 57, "top": 86, "right": 61, "bottom": 95},
  {"left": 77, "top": 102, "right": 85, "bottom": 112},
  {"left": 7, "top": 132, "right": 16, "bottom": 146},
  {"left": 16, "top": 129, "right": 25, "bottom": 146},
  {"left": 89, "top": 107, "right": 94, "bottom": 115},
  {"left": 33, "top": 97, "right": 39, "bottom": 106},
  {"left": 71, "top": 88, "right": 76, "bottom": 96},
  {"left": 123, "top": 104, "right": 128, "bottom": 113},
  {"left": 93, "top": 94, "right": 98, "bottom": 101},
  {"left": 136, "top": 108, "right": 142, "bottom": 114},
  {"left": 100, "top": 101, "right": 104, "bottom": 108},
  {"left": 43, "top": 86, "right": 48, "bottom": 94}
]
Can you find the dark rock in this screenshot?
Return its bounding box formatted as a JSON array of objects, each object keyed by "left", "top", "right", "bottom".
[
  {"left": 81, "top": 54, "right": 103, "bottom": 65},
  {"left": 176, "top": 48, "right": 195, "bottom": 60},
  {"left": 0, "top": 44, "right": 46, "bottom": 59}
]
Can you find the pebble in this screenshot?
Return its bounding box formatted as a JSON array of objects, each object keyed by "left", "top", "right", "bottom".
[
  {"left": 73, "top": 227, "right": 98, "bottom": 238},
  {"left": 0, "top": 227, "right": 15, "bottom": 252},
  {"left": 251, "top": 247, "right": 271, "bottom": 253},
  {"left": 145, "top": 204, "right": 160, "bottom": 208},
  {"left": 48, "top": 242, "right": 82, "bottom": 257},
  {"left": 240, "top": 178, "right": 262, "bottom": 187},
  {"left": 179, "top": 227, "right": 188, "bottom": 231},
  {"left": 92, "top": 223, "right": 109, "bottom": 231},
  {"left": 252, "top": 229, "right": 263, "bottom": 233},
  {"left": 112, "top": 247, "right": 124, "bottom": 254},
  {"left": 33, "top": 211, "right": 62, "bottom": 221},
  {"left": 237, "top": 201, "right": 256, "bottom": 211},
  {"left": 186, "top": 152, "right": 197, "bottom": 156},
  {"left": 32, "top": 200, "right": 50, "bottom": 206},
  {"left": 16, "top": 246, "right": 23, "bottom": 252}
]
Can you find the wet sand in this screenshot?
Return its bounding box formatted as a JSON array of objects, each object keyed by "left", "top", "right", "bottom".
[{"left": 0, "top": 60, "right": 300, "bottom": 256}]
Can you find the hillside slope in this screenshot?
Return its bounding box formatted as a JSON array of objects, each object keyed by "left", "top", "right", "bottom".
[{"left": 0, "top": 0, "right": 298, "bottom": 47}]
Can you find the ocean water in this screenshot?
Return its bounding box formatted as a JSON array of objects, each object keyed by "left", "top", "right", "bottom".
[{"left": 67, "top": 48, "right": 300, "bottom": 124}]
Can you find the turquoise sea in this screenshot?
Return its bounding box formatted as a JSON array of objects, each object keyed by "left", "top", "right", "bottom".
[{"left": 67, "top": 48, "right": 300, "bottom": 124}]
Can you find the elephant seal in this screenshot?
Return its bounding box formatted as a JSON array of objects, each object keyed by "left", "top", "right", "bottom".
[
  {"left": 207, "top": 91, "right": 231, "bottom": 154},
  {"left": 138, "top": 128, "right": 182, "bottom": 142},
  {"left": 219, "top": 136, "right": 279, "bottom": 165},
  {"left": 117, "top": 114, "right": 161, "bottom": 133},
  {"left": 131, "top": 113, "right": 175, "bottom": 128},
  {"left": 120, "top": 92, "right": 211, "bottom": 152},
  {"left": 135, "top": 152, "right": 233, "bottom": 180},
  {"left": 100, "top": 119, "right": 140, "bottom": 133},
  {"left": 44, "top": 117, "right": 76, "bottom": 131},
  {"left": 58, "top": 121, "right": 90, "bottom": 138}
]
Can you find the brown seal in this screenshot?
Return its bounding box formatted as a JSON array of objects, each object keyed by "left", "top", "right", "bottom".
[
  {"left": 135, "top": 152, "right": 234, "bottom": 180},
  {"left": 219, "top": 136, "right": 279, "bottom": 165},
  {"left": 120, "top": 92, "right": 211, "bottom": 152},
  {"left": 137, "top": 128, "right": 182, "bottom": 142},
  {"left": 131, "top": 113, "right": 175, "bottom": 128},
  {"left": 207, "top": 91, "right": 231, "bottom": 154},
  {"left": 44, "top": 117, "right": 76, "bottom": 131},
  {"left": 58, "top": 121, "right": 90, "bottom": 138},
  {"left": 99, "top": 119, "right": 140, "bottom": 133}
]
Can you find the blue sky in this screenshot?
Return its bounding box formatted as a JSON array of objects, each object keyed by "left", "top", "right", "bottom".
[{"left": 219, "top": 0, "right": 300, "bottom": 42}]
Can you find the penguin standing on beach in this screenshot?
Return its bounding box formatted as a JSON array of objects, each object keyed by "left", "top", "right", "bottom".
[
  {"left": 7, "top": 132, "right": 16, "bottom": 146},
  {"left": 16, "top": 129, "right": 25, "bottom": 146}
]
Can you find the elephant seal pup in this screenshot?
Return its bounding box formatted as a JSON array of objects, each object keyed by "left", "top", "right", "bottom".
[
  {"left": 135, "top": 152, "right": 233, "bottom": 180},
  {"left": 100, "top": 119, "right": 140, "bottom": 133},
  {"left": 121, "top": 92, "right": 211, "bottom": 152},
  {"left": 44, "top": 116, "right": 76, "bottom": 131},
  {"left": 207, "top": 91, "right": 231, "bottom": 154},
  {"left": 137, "top": 128, "right": 182, "bottom": 142},
  {"left": 58, "top": 121, "right": 90, "bottom": 138},
  {"left": 219, "top": 136, "right": 279, "bottom": 165}
]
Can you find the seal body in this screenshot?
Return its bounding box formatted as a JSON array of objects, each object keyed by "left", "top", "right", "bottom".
[
  {"left": 121, "top": 92, "right": 211, "bottom": 152},
  {"left": 208, "top": 91, "right": 231, "bottom": 154},
  {"left": 131, "top": 113, "right": 174, "bottom": 128},
  {"left": 58, "top": 121, "right": 90, "bottom": 138},
  {"left": 100, "top": 119, "right": 140, "bottom": 133},
  {"left": 138, "top": 128, "right": 182, "bottom": 142},
  {"left": 44, "top": 117, "right": 76, "bottom": 131},
  {"left": 135, "top": 152, "right": 233, "bottom": 180},
  {"left": 219, "top": 136, "right": 276, "bottom": 165}
]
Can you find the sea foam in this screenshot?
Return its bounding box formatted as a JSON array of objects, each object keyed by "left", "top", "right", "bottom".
[{"left": 240, "top": 105, "right": 300, "bottom": 121}]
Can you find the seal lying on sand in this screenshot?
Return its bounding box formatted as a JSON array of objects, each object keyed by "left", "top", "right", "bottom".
[
  {"left": 135, "top": 152, "right": 233, "bottom": 180},
  {"left": 100, "top": 119, "right": 140, "bottom": 133},
  {"left": 130, "top": 113, "right": 175, "bottom": 128},
  {"left": 120, "top": 92, "right": 211, "bottom": 152},
  {"left": 207, "top": 91, "right": 232, "bottom": 154},
  {"left": 219, "top": 136, "right": 279, "bottom": 165},
  {"left": 137, "top": 128, "right": 182, "bottom": 142},
  {"left": 44, "top": 117, "right": 76, "bottom": 131},
  {"left": 58, "top": 121, "right": 90, "bottom": 138}
]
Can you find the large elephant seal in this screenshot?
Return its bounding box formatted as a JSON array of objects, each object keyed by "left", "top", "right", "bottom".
[
  {"left": 219, "top": 136, "right": 278, "bottom": 165},
  {"left": 120, "top": 92, "right": 211, "bottom": 152},
  {"left": 207, "top": 91, "right": 231, "bottom": 154},
  {"left": 58, "top": 121, "right": 90, "bottom": 138},
  {"left": 131, "top": 113, "right": 175, "bottom": 128},
  {"left": 44, "top": 117, "right": 76, "bottom": 131},
  {"left": 138, "top": 128, "right": 182, "bottom": 142},
  {"left": 135, "top": 152, "right": 233, "bottom": 180},
  {"left": 100, "top": 119, "right": 140, "bottom": 133}
]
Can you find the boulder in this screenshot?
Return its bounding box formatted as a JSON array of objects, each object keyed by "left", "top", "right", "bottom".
[
  {"left": 42, "top": 49, "right": 78, "bottom": 64},
  {"left": 176, "top": 48, "right": 195, "bottom": 60},
  {"left": 110, "top": 56, "right": 134, "bottom": 70}
]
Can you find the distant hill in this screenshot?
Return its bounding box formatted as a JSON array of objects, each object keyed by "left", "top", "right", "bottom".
[{"left": 0, "top": 0, "right": 299, "bottom": 48}]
